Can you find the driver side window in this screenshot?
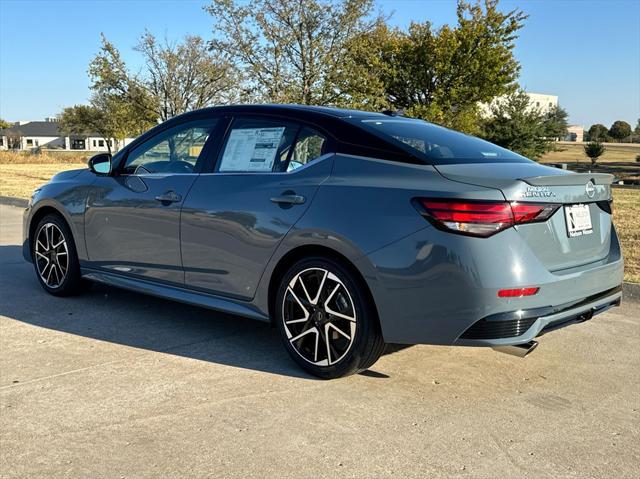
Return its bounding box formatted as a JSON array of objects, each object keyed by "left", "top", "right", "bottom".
[{"left": 123, "top": 119, "right": 217, "bottom": 175}]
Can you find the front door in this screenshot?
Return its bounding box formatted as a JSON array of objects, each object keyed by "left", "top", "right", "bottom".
[
  {"left": 180, "top": 117, "right": 333, "bottom": 299},
  {"left": 84, "top": 118, "right": 219, "bottom": 285}
]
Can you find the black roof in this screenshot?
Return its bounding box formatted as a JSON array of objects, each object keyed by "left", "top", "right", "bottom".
[
  {"left": 132, "top": 104, "right": 422, "bottom": 165},
  {"left": 197, "top": 104, "right": 389, "bottom": 119},
  {"left": 0, "top": 121, "right": 62, "bottom": 137}
]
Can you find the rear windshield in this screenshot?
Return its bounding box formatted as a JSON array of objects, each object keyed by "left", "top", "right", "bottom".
[{"left": 356, "top": 118, "right": 531, "bottom": 165}]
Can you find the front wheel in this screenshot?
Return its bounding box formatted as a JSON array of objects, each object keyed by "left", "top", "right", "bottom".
[
  {"left": 32, "top": 214, "right": 84, "bottom": 296},
  {"left": 275, "top": 257, "right": 385, "bottom": 379}
]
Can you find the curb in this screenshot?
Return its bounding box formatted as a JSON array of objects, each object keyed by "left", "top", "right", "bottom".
[{"left": 0, "top": 196, "right": 28, "bottom": 208}]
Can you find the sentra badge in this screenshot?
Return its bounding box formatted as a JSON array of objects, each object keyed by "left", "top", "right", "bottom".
[{"left": 522, "top": 186, "right": 556, "bottom": 198}]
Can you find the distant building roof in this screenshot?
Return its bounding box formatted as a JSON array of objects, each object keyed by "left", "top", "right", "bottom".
[
  {"left": 0, "top": 121, "right": 62, "bottom": 137},
  {"left": 0, "top": 120, "right": 103, "bottom": 138}
]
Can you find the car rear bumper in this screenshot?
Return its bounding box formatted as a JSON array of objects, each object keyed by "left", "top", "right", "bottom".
[
  {"left": 454, "top": 285, "right": 622, "bottom": 347},
  {"left": 363, "top": 223, "right": 624, "bottom": 345}
]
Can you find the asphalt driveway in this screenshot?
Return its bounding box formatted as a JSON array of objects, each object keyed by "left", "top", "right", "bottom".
[{"left": 1, "top": 203, "right": 638, "bottom": 478}]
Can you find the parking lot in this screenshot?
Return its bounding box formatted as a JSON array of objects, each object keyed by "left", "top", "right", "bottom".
[{"left": 1, "top": 203, "right": 638, "bottom": 478}]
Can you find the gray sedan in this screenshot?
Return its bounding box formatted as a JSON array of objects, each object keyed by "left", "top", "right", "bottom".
[{"left": 22, "top": 105, "right": 624, "bottom": 378}]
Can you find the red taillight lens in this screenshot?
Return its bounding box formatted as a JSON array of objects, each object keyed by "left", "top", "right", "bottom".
[
  {"left": 498, "top": 287, "right": 539, "bottom": 298},
  {"left": 510, "top": 203, "right": 560, "bottom": 223},
  {"left": 416, "top": 199, "right": 559, "bottom": 237}
]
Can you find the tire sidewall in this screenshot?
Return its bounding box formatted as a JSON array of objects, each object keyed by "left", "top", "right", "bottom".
[{"left": 275, "top": 256, "right": 375, "bottom": 379}]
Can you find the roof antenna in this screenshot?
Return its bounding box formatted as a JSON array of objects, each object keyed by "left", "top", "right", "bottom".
[{"left": 382, "top": 109, "right": 405, "bottom": 117}]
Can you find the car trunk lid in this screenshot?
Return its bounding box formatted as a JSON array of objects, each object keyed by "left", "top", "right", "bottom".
[{"left": 435, "top": 162, "right": 615, "bottom": 272}]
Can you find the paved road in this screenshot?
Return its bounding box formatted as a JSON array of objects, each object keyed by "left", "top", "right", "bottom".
[{"left": 1, "top": 204, "right": 639, "bottom": 478}]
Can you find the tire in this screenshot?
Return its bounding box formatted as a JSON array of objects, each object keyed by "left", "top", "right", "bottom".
[
  {"left": 275, "top": 256, "right": 385, "bottom": 379},
  {"left": 32, "top": 214, "right": 84, "bottom": 296}
]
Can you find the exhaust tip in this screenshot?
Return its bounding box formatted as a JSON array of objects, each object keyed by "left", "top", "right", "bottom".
[{"left": 493, "top": 340, "right": 538, "bottom": 358}]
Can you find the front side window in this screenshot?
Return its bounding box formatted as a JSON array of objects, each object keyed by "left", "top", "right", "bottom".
[{"left": 123, "top": 119, "right": 217, "bottom": 175}]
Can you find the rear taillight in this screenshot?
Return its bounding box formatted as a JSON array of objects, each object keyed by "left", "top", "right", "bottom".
[{"left": 415, "top": 199, "right": 560, "bottom": 238}]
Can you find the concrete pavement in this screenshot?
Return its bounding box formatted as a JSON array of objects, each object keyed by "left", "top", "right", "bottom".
[{"left": 1, "top": 204, "right": 639, "bottom": 478}]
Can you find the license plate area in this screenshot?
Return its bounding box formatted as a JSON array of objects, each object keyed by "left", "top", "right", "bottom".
[{"left": 564, "top": 204, "right": 593, "bottom": 237}]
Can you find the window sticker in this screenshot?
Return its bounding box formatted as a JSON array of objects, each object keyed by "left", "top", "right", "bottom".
[{"left": 219, "top": 127, "right": 286, "bottom": 172}]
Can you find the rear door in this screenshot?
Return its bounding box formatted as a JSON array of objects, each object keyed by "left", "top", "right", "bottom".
[{"left": 180, "top": 116, "right": 333, "bottom": 299}]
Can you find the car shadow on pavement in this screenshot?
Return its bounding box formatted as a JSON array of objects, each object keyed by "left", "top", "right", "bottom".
[{"left": 0, "top": 245, "right": 403, "bottom": 380}]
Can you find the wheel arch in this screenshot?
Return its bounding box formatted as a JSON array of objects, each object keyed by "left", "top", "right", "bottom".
[
  {"left": 28, "top": 205, "right": 76, "bottom": 258},
  {"left": 267, "top": 244, "right": 381, "bottom": 329}
]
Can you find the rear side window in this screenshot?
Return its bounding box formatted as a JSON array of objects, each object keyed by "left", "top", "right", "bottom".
[
  {"left": 357, "top": 118, "right": 531, "bottom": 164},
  {"left": 287, "top": 127, "right": 327, "bottom": 172},
  {"left": 218, "top": 118, "right": 298, "bottom": 172}
]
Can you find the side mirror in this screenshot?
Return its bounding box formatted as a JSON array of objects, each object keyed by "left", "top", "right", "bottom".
[{"left": 88, "top": 153, "right": 112, "bottom": 175}]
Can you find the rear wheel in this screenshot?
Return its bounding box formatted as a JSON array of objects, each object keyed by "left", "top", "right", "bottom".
[
  {"left": 275, "top": 257, "right": 385, "bottom": 379},
  {"left": 32, "top": 214, "right": 84, "bottom": 296}
]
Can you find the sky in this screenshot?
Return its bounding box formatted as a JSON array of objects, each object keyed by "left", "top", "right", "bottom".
[{"left": 0, "top": 0, "right": 638, "bottom": 128}]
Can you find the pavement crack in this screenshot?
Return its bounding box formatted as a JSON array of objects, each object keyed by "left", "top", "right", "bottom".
[{"left": 0, "top": 358, "right": 131, "bottom": 390}]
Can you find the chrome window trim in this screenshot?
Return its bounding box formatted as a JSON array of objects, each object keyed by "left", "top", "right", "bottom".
[{"left": 200, "top": 153, "right": 335, "bottom": 176}]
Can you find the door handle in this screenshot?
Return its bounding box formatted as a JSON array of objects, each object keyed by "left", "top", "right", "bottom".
[
  {"left": 155, "top": 191, "right": 182, "bottom": 204},
  {"left": 270, "top": 194, "right": 306, "bottom": 205}
]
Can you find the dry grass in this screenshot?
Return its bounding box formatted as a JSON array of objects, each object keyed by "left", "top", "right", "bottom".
[
  {"left": 0, "top": 150, "right": 92, "bottom": 165},
  {"left": 1, "top": 160, "right": 638, "bottom": 283},
  {"left": 541, "top": 142, "right": 640, "bottom": 164},
  {"left": 612, "top": 188, "right": 640, "bottom": 283},
  {"left": 540, "top": 143, "right": 640, "bottom": 183},
  {"left": 0, "top": 163, "right": 85, "bottom": 198}
]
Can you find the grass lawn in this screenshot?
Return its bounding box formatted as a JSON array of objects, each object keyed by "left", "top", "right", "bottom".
[
  {"left": 1, "top": 158, "right": 638, "bottom": 283},
  {"left": 612, "top": 188, "right": 640, "bottom": 283},
  {"left": 540, "top": 142, "right": 640, "bottom": 183},
  {"left": 0, "top": 163, "right": 86, "bottom": 199}
]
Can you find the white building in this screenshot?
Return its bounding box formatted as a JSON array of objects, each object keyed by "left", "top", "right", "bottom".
[
  {"left": 0, "top": 118, "right": 134, "bottom": 152},
  {"left": 480, "top": 92, "right": 559, "bottom": 117},
  {"left": 525, "top": 93, "right": 558, "bottom": 114},
  {"left": 565, "top": 124, "right": 585, "bottom": 142}
]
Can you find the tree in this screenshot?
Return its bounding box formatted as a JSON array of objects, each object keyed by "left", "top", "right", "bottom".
[
  {"left": 59, "top": 105, "right": 116, "bottom": 154},
  {"left": 479, "top": 90, "right": 552, "bottom": 159},
  {"left": 584, "top": 141, "right": 605, "bottom": 166},
  {"left": 89, "top": 32, "right": 236, "bottom": 122},
  {"left": 205, "top": 0, "right": 380, "bottom": 106},
  {"left": 349, "top": 0, "right": 527, "bottom": 132},
  {"left": 608, "top": 120, "right": 632, "bottom": 142},
  {"left": 543, "top": 106, "right": 568, "bottom": 140},
  {"left": 587, "top": 124, "right": 609, "bottom": 142},
  {"left": 0, "top": 119, "right": 11, "bottom": 129}
]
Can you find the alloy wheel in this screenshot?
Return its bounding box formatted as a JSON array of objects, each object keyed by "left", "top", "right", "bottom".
[
  {"left": 35, "top": 222, "right": 69, "bottom": 289},
  {"left": 282, "top": 267, "right": 357, "bottom": 366}
]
